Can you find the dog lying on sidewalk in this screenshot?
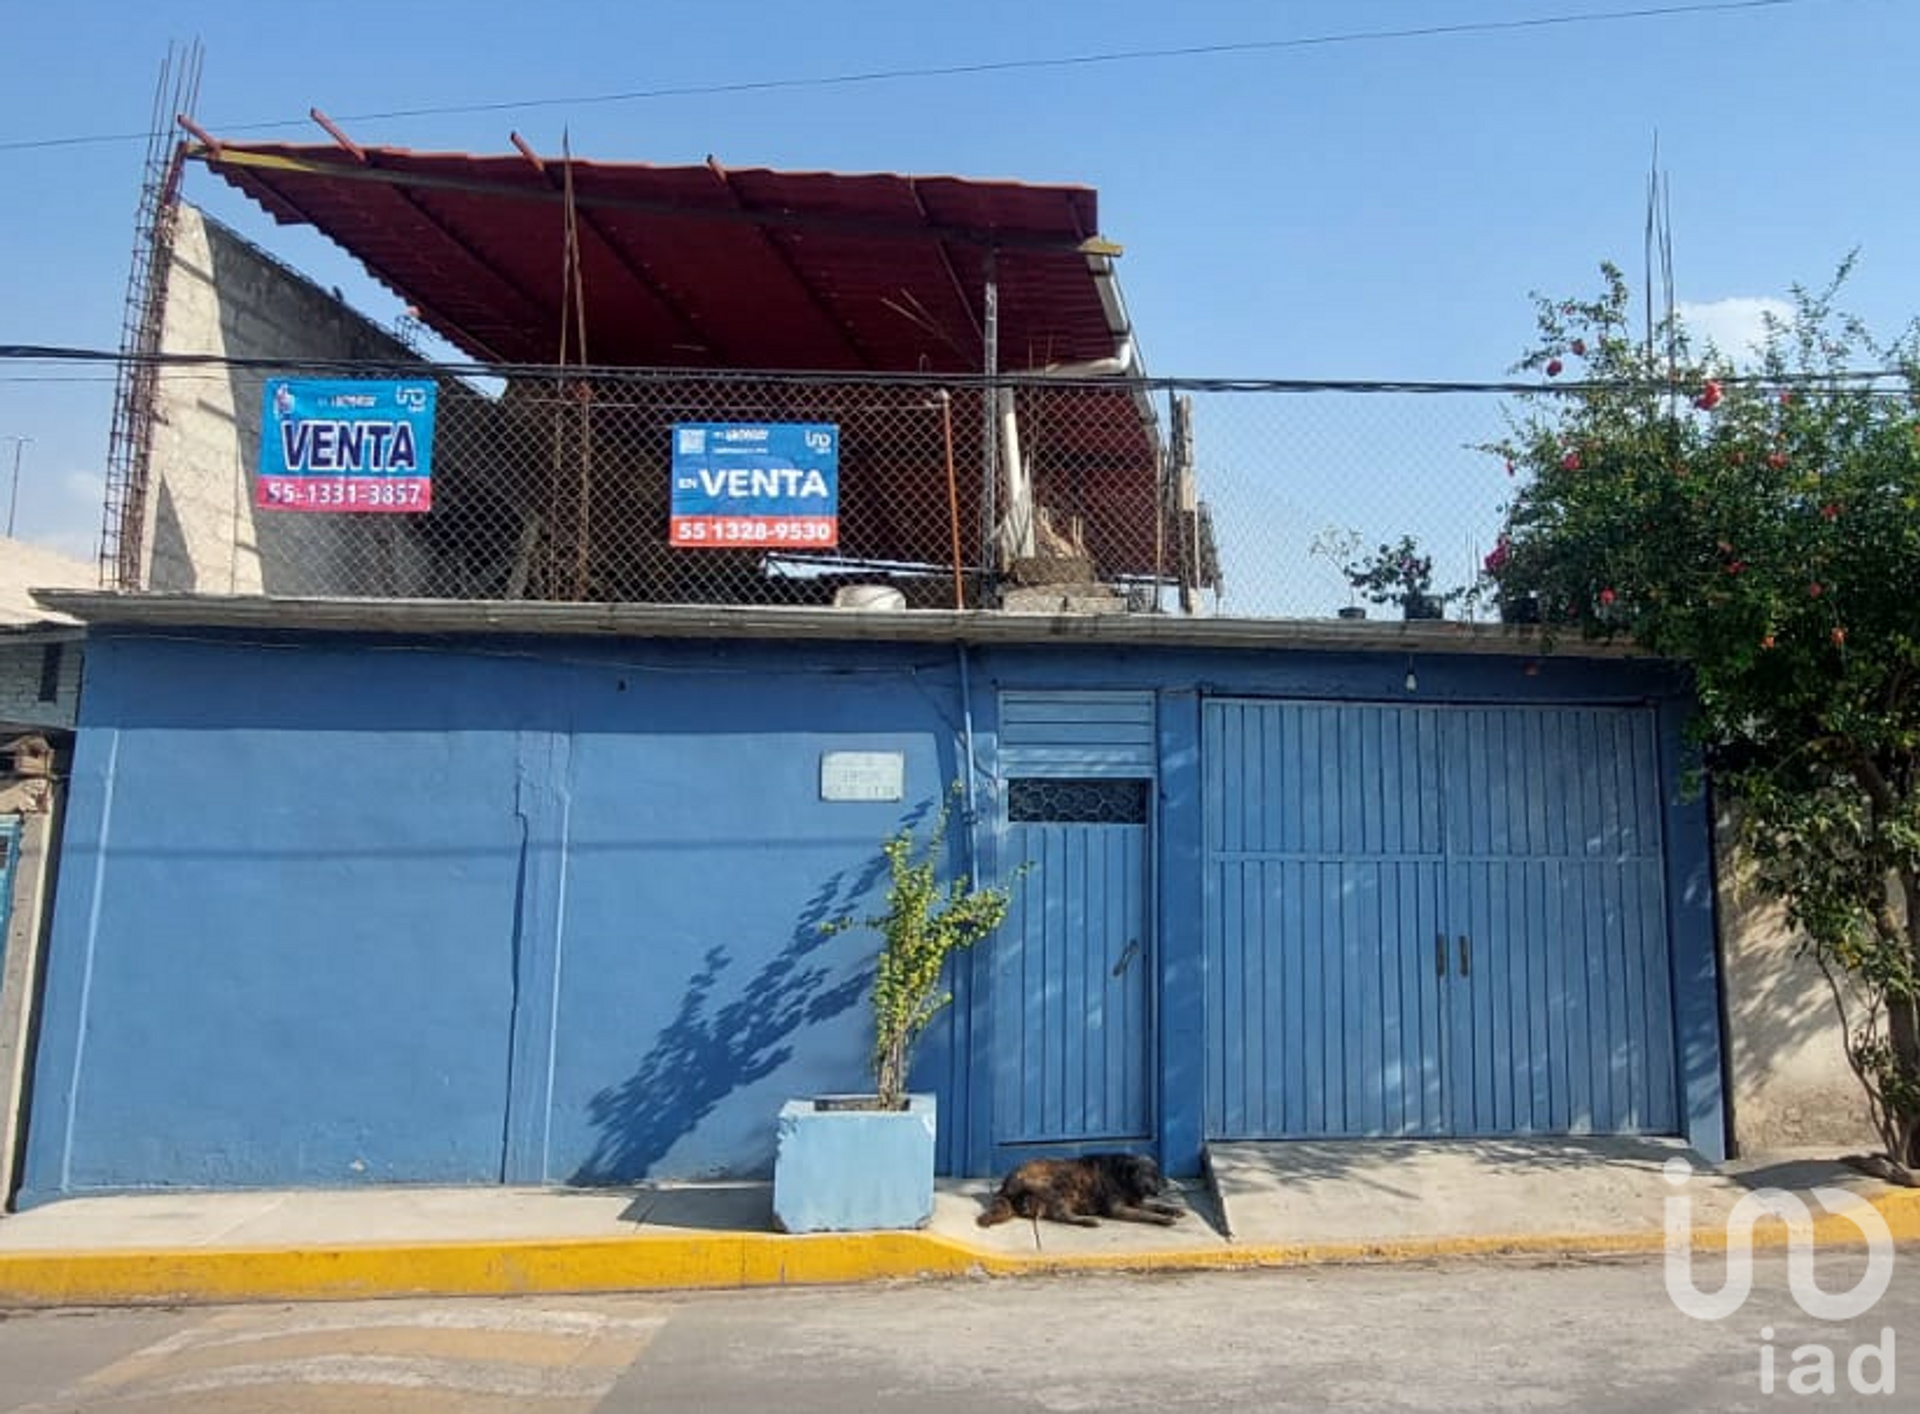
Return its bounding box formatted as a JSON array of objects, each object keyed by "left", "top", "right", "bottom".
[{"left": 976, "top": 1153, "right": 1185, "bottom": 1228}]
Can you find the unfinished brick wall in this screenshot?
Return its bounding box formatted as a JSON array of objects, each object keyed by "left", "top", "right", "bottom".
[{"left": 140, "top": 205, "right": 436, "bottom": 595}]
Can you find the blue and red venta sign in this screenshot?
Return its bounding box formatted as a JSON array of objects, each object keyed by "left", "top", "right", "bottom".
[
  {"left": 670, "top": 422, "right": 838, "bottom": 548},
  {"left": 258, "top": 378, "right": 437, "bottom": 512}
]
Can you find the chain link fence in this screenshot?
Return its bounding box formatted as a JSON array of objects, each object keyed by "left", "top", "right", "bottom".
[{"left": 127, "top": 361, "right": 1523, "bottom": 621}]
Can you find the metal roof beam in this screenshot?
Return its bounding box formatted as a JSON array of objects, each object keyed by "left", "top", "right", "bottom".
[
  {"left": 297, "top": 114, "right": 554, "bottom": 356},
  {"left": 905, "top": 177, "right": 985, "bottom": 358},
  {"left": 704, "top": 157, "right": 874, "bottom": 369},
  {"left": 510, "top": 133, "right": 729, "bottom": 363},
  {"left": 186, "top": 144, "right": 1120, "bottom": 255},
  {"left": 181, "top": 138, "right": 511, "bottom": 364}
]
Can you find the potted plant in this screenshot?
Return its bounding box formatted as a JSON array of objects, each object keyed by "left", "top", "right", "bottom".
[
  {"left": 1476, "top": 533, "right": 1543, "bottom": 624},
  {"left": 1309, "top": 525, "right": 1368, "bottom": 619},
  {"left": 1344, "top": 534, "right": 1461, "bottom": 621},
  {"left": 771, "top": 787, "right": 1014, "bottom": 1233}
]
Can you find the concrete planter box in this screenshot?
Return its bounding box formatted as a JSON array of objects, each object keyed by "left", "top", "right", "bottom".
[{"left": 771, "top": 1093, "right": 937, "bottom": 1233}]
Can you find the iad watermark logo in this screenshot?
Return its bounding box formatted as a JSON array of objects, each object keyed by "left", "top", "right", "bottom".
[{"left": 1664, "top": 1156, "right": 1897, "bottom": 1396}]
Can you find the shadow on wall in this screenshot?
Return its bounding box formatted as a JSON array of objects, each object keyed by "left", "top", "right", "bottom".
[
  {"left": 568, "top": 851, "right": 890, "bottom": 1185},
  {"left": 147, "top": 482, "right": 197, "bottom": 593},
  {"left": 1714, "top": 806, "right": 1877, "bottom": 1150}
]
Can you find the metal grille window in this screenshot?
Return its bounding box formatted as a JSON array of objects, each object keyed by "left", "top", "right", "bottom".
[{"left": 1007, "top": 778, "right": 1150, "bottom": 825}]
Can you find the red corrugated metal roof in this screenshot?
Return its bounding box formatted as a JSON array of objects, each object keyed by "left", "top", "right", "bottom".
[
  {"left": 187, "top": 135, "right": 1175, "bottom": 578},
  {"left": 189, "top": 139, "right": 1125, "bottom": 374}
]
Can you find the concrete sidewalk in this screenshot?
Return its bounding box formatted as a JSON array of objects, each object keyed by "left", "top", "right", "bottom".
[{"left": 2, "top": 1141, "right": 1915, "bottom": 1308}]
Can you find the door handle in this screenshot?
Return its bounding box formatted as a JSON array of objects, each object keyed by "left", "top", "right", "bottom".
[
  {"left": 1458, "top": 934, "right": 1471, "bottom": 977},
  {"left": 1435, "top": 934, "right": 1447, "bottom": 978},
  {"left": 1111, "top": 939, "right": 1140, "bottom": 978}
]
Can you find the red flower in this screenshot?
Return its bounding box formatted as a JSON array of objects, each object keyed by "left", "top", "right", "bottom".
[
  {"left": 1779, "top": 390, "right": 1794, "bottom": 406},
  {"left": 1694, "top": 380, "right": 1724, "bottom": 411},
  {"left": 1599, "top": 587, "right": 1617, "bottom": 606},
  {"left": 1820, "top": 503, "right": 1841, "bottom": 520},
  {"left": 1809, "top": 582, "right": 1823, "bottom": 597},
  {"left": 1570, "top": 338, "right": 1587, "bottom": 357},
  {"left": 1727, "top": 560, "right": 1746, "bottom": 575},
  {"left": 1546, "top": 358, "right": 1564, "bottom": 378},
  {"left": 1767, "top": 451, "right": 1788, "bottom": 469},
  {"left": 1562, "top": 451, "right": 1582, "bottom": 472}
]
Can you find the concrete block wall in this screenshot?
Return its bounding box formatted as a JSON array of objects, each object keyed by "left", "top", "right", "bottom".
[
  {"left": 0, "top": 642, "right": 78, "bottom": 732},
  {"left": 142, "top": 206, "right": 438, "bottom": 595}
]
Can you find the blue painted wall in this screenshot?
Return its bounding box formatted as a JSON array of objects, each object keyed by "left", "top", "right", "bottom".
[
  {"left": 21, "top": 633, "right": 970, "bottom": 1201},
  {"left": 18, "top": 628, "right": 1723, "bottom": 1201}
]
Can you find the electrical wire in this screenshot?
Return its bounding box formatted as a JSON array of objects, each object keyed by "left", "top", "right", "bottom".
[
  {"left": 2, "top": 343, "right": 1911, "bottom": 395},
  {"left": 0, "top": 0, "right": 1862, "bottom": 155}
]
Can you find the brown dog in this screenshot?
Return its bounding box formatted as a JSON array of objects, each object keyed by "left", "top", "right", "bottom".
[{"left": 976, "top": 1152, "right": 1184, "bottom": 1228}]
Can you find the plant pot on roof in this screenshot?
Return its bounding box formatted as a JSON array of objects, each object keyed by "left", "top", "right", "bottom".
[
  {"left": 771, "top": 786, "right": 1014, "bottom": 1234},
  {"left": 1498, "top": 592, "right": 1542, "bottom": 624},
  {"left": 1476, "top": 534, "right": 1544, "bottom": 624},
  {"left": 1344, "top": 535, "right": 1461, "bottom": 622}
]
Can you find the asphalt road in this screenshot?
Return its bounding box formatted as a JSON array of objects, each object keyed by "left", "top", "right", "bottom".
[{"left": 0, "top": 1251, "right": 1909, "bottom": 1412}]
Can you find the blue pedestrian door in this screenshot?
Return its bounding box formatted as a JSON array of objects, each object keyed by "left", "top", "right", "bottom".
[
  {"left": 994, "top": 694, "right": 1155, "bottom": 1152},
  {"left": 1203, "top": 700, "right": 1678, "bottom": 1140}
]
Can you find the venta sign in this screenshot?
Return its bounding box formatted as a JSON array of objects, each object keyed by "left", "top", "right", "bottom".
[
  {"left": 670, "top": 422, "right": 838, "bottom": 548},
  {"left": 257, "top": 378, "right": 437, "bottom": 513}
]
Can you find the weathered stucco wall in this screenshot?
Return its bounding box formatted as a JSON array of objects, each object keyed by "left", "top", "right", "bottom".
[
  {"left": 1716, "top": 806, "right": 1880, "bottom": 1154},
  {"left": 1, "top": 792, "right": 59, "bottom": 1207},
  {"left": 142, "top": 205, "right": 437, "bottom": 595}
]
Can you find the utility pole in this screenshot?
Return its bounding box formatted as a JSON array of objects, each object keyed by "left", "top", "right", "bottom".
[{"left": 2, "top": 435, "right": 30, "bottom": 538}]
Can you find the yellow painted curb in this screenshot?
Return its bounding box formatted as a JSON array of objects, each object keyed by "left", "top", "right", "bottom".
[
  {"left": 0, "top": 1232, "right": 987, "bottom": 1308},
  {"left": 1, "top": 1186, "right": 1914, "bottom": 1308}
]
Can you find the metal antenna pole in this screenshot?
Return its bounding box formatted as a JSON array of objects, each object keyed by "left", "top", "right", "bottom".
[
  {"left": 2, "top": 436, "right": 30, "bottom": 538},
  {"left": 980, "top": 249, "right": 999, "bottom": 590}
]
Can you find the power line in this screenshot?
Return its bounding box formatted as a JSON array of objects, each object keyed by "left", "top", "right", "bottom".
[
  {"left": 4, "top": 342, "right": 1910, "bottom": 394},
  {"left": 0, "top": 0, "right": 1858, "bottom": 155}
]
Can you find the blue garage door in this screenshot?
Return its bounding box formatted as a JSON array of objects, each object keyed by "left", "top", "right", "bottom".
[{"left": 1203, "top": 700, "right": 1677, "bottom": 1139}]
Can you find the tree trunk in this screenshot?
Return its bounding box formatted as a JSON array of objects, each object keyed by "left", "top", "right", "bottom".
[
  {"left": 1892, "top": 992, "right": 1920, "bottom": 1168},
  {"left": 1900, "top": 874, "right": 1920, "bottom": 1168},
  {"left": 875, "top": 1034, "right": 909, "bottom": 1112}
]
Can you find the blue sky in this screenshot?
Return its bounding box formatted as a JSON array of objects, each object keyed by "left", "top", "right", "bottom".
[{"left": 1, "top": 0, "right": 1912, "bottom": 569}]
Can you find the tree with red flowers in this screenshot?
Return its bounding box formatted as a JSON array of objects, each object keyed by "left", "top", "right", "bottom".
[{"left": 1486, "top": 260, "right": 1920, "bottom": 1177}]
